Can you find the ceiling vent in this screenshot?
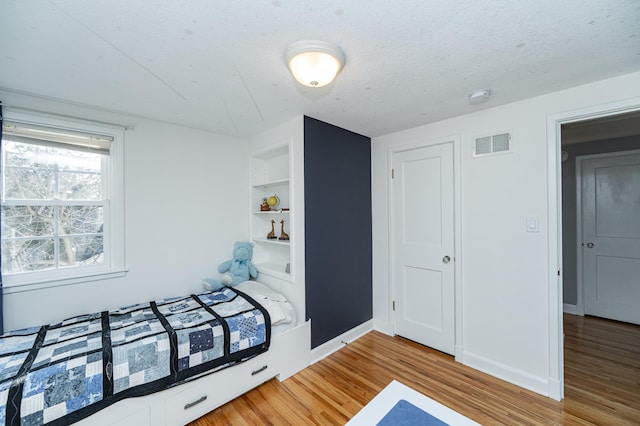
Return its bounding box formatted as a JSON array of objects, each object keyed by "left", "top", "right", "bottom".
[{"left": 473, "top": 131, "right": 513, "bottom": 157}]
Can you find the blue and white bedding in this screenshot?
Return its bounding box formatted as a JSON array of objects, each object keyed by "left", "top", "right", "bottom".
[{"left": 0, "top": 287, "right": 270, "bottom": 426}]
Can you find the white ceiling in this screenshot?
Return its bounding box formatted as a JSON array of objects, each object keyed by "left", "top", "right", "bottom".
[{"left": 1, "top": 0, "right": 639, "bottom": 138}]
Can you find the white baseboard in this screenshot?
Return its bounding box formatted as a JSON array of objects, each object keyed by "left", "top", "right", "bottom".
[
  {"left": 373, "top": 321, "right": 556, "bottom": 399},
  {"left": 563, "top": 303, "right": 578, "bottom": 315},
  {"left": 454, "top": 345, "right": 464, "bottom": 362},
  {"left": 547, "top": 377, "right": 562, "bottom": 401},
  {"left": 460, "top": 349, "right": 549, "bottom": 397},
  {"left": 310, "top": 319, "right": 374, "bottom": 365},
  {"left": 373, "top": 319, "right": 393, "bottom": 336}
]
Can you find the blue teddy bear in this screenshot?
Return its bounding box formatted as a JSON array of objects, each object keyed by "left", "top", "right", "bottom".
[{"left": 203, "top": 241, "right": 258, "bottom": 291}]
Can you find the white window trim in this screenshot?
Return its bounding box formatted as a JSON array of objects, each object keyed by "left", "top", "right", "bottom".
[{"left": 1, "top": 109, "right": 126, "bottom": 290}]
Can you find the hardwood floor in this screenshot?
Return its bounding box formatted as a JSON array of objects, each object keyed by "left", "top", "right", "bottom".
[{"left": 190, "top": 314, "right": 640, "bottom": 425}]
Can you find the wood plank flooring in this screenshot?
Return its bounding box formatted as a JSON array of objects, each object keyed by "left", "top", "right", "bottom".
[{"left": 190, "top": 314, "right": 640, "bottom": 425}]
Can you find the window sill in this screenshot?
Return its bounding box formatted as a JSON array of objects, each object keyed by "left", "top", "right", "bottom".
[{"left": 2, "top": 269, "right": 129, "bottom": 294}]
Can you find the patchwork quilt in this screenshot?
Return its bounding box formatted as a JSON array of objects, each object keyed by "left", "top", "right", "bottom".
[{"left": 0, "top": 287, "right": 270, "bottom": 426}]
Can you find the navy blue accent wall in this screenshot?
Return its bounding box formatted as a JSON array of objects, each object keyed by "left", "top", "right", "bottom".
[{"left": 304, "top": 116, "right": 372, "bottom": 349}]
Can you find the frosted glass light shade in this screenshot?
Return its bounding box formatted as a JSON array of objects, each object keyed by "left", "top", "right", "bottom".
[{"left": 285, "top": 40, "right": 344, "bottom": 87}]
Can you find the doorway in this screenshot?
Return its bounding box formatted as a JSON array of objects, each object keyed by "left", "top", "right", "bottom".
[
  {"left": 549, "top": 104, "right": 640, "bottom": 400},
  {"left": 560, "top": 113, "right": 640, "bottom": 319}
]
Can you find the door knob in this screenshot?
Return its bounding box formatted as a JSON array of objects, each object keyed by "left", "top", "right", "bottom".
[
  {"left": 443, "top": 255, "right": 451, "bottom": 264},
  {"left": 586, "top": 242, "right": 594, "bottom": 248}
]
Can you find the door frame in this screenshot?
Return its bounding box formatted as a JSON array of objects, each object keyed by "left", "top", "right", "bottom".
[
  {"left": 387, "top": 134, "right": 463, "bottom": 360},
  {"left": 547, "top": 97, "right": 640, "bottom": 400},
  {"left": 575, "top": 149, "right": 640, "bottom": 317}
]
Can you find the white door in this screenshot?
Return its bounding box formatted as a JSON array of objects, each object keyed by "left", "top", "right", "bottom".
[
  {"left": 582, "top": 153, "right": 640, "bottom": 325},
  {"left": 391, "top": 142, "right": 455, "bottom": 354}
]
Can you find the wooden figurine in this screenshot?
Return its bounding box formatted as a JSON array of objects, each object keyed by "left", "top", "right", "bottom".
[
  {"left": 260, "top": 198, "right": 270, "bottom": 211},
  {"left": 267, "top": 219, "right": 277, "bottom": 239},
  {"left": 279, "top": 219, "right": 289, "bottom": 241}
]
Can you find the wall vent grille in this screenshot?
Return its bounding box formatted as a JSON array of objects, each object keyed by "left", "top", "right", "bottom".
[{"left": 473, "top": 131, "right": 513, "bottom": 157}]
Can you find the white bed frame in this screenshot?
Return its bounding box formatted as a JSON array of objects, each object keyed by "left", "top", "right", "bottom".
[
  {"left": 74, "top": 270, "right": 310, "bottom": 426},
  {"left": 75, "top": 320, "right": 310, "bottom": 426},
  {"left": 73, "top": 262, "right": 313, "bottom": 426}
]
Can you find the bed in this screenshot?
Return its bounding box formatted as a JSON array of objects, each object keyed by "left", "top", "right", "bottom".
[{"left": 0, "top": 281, "right": 308, "bottom": 426}]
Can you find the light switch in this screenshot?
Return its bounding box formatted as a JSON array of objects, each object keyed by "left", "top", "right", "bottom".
[{"left": 527, "top": 216, "right": 539, "bottom": 233}]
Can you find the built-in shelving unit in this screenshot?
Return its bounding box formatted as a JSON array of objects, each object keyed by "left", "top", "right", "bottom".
[{"left": 250, "top": 144, "right": 292, "bottom": 281}]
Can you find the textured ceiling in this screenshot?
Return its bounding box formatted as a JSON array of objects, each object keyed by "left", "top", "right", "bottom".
[{"left": 1, "top": 0, "right": 639, "bottom": 138}]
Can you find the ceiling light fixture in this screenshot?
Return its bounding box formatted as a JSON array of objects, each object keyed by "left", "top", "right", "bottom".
[
  {"left": 285, "top": 40, "right": 345, "bottom": 88},
  {"left": 469, "top": 88, "right": 492, "bottom": 105}
]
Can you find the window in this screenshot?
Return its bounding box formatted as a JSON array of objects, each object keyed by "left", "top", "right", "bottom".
[{"left": 1, "top": 111, "right": 125, "bottom": 289}]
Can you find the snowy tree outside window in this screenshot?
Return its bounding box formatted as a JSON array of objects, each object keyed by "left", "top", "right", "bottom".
[{"left": 1, "top": 115, "right": 125, "bottom": 287}]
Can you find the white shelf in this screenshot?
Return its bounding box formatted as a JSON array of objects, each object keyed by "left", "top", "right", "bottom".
[
  {"left": 252, "top": 210, "right": 290, "bottom": 215},
  {"left": 253, "top": 237, "right": 290, "bottom": 246},
  {"left": 252, "top": 178, "right": 289, "bottom": 188},
  {"left": 250, "top": 141, "right": 292, "bottom": 284}
]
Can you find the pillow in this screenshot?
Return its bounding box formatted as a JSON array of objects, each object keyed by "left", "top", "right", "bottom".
[
  {"left": 234, "top": 281, "right": 293, "bottom": 325},
  {"left": 259, "top": 299, "right": 290, "bottom": 325},
  {"left": 235, "top": 280, "right": 288, "bottom": 302}
]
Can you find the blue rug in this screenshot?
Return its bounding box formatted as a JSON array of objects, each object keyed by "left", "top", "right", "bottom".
[
  {"left": 346, "top": 380, "right": 478, "bottom": 426},
  {"left": 377, "top": 399, "right": 449, "bottom": 426}
]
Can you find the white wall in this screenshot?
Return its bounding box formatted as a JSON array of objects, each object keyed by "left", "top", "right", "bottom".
[
  {"left": 1, "top": 91, "right": 249, "bottom": 331},
  {"left": 371, "top": 71, "right": 640, "bottom": 396}
]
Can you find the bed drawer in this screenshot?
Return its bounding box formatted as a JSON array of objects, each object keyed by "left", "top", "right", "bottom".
[
  {"left": 75, "top": 398, "right": 153, "bottom": 426},
  {"left": 165, "top": 354, "right": 274, "bottom": 425}
]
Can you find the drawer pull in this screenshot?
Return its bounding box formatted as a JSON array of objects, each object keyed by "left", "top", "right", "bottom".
[
  {"left": 184, "top": 395, "right": 207, "bottom": 410},
  {"left": 251, "top": 365, "right": 268, "bottom": 376}
]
